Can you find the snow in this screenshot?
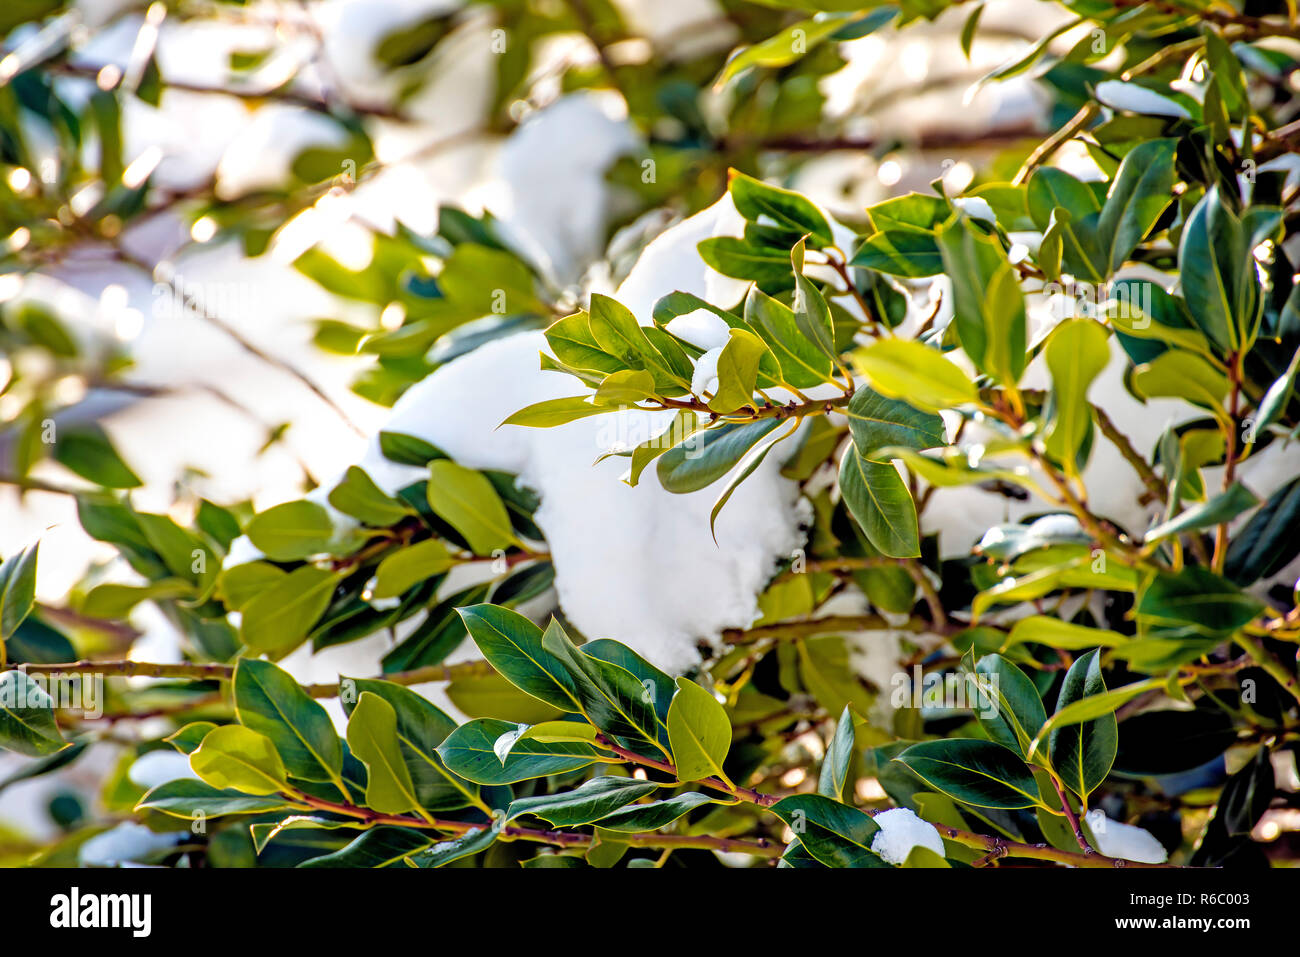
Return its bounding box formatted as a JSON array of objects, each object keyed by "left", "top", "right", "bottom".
[
  {"left": 1095, "top": 81, "right": 1191, "bottom": 119},
  {"left": 871, "top": 806, "right": 946, "bottom": 864},
  {"left": 128, "top": 750, "right": 200, "bottom": 790},
  {"left": 691, "top": 346, "right": 724, "bottom": 398},
  {"left": 265, "top": 196, "right": 806, "bottom": 674},
  {"left": 494, "top": 93, "right": 640, "bottom": 286},
  {"left": 78, "top": 822, "right": 183, "bottom": 867},
  {"left": 1085, "top": 810, "right": 1168, "bottom": 864}
]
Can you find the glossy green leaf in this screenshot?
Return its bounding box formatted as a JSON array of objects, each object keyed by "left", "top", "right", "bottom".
[
  {"left": 845, "top": 389, "right": 944, "bottom": 462},
  {"left": 245, "top": 500, "right": 335, "bottom": 561},
  {"left": 838, "top": 448, "right": 919, "bottom": 558},
  {"left": 239, "top": 566, "right": 341, "bottom": 656},
  {"left": 235, "top": 659, "right": 343, "bottom": 786},
  {"left": 0, "top": 543, "right": 39, "bottom": 643},
  {"left": 190, "top": 725, "right": 288, "bottom": 796},
  {"left": 372, "top": 539, "right": 453, "bottom": 599},
  {"left": 347, "top": 692, "right": 421, "bottom": 814},
  {"left": 728, "top": 169, "right": 834, "bottom": 245},
  {"left": 328, "top": 466, "right": 411, "bottom": 526},
  {"left": 769, "top": 794, "right": 887, "bottom": 867},
  {"left": 458, "top": 604, "right": 582, "bottom": 713},
  {"left": 136, "top": 779, "right": 292, "bottom": 818},
  {"left": 1144, "top": 482, "right": 1258, "bottom": 543},
  {"left": 437, "top": 717, "right": 604, "bottom": 785},
  {"left": 818, "top": 706, "right": 855, "bottom": 802},
  {"left": 1043, "top": 318, "right": 1109, "bottom": 473},
  {"left": 1047, "top": 649, "right": 1117, "bottom": 799},
  {"left": 850, "top": 340, "right": 976, "bottom": 412},
  {"left": 666, "top": 677, "right": 732, "bottom": 783},
  {"left": 590, "top": 791, "right": 714, "bottom": 831},
  {"left": 896, "top": 739, "right": 1041, "bottom": 809},
  {"left": 506, "top": 775, "right": 661, "bottom": 825},
  {"left": 426, "top": 460, "right": 519, "bottom": 555},
  {"left": 0, "top": 670, "right": 67, "bottom": 756},
  {"left": 657, "top": 418, "right": 782, "bottom": 493}
]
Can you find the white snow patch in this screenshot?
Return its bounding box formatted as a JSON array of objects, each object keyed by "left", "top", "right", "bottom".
[
  {"left": 128, "top": 750, "right": 200, "bottom": 790},
  {"left": 871, "top": 807, "right": 946, "bottom": 864},
  {"left": 1085, "top": 810, "right": 1168, "bottom": 864},
  {"left": 1095, "top": 81, "right": 1191, "bottom": 119},
  {"left": 79, "top": 822, "right": 183, "bottom": 867}
]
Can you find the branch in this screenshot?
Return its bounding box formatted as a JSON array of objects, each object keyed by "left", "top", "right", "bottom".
[
  {"left": 12, "top": 657, "right": 497, "bottom": 696},
  {"left": 290, "top": 790, "right": 784, "bottom": 858}
]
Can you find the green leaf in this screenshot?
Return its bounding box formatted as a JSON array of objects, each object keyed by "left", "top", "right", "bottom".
[
  {"left": 818, "top": 706, "right": 855, "bottom": 802},
  {"left": 707, "top": 329, "right": 768, "bottom": 413},
  {"left": 341, "top": 678, "right": 473, "bottom": 810},
  {"left": 328, "top": 467, "right": 412, "bottom": 526},
  {"left": 246, "top": 501, "right": 335, "bottom": 561},
  {"left": 0, "top": 670, "right": 68, "bottom": 756},
  {"left": 234, "top": 659, "right": 343, "bottom": 786},
  {"left": 1133, "top": 350, "right": 1229, "bottom": 419},
  {"left": 1226, "top": 477, "right": 1300, "bottom": 584},
  {"left": 791, "top": 241, "right": 838, "bottom": 364},
  {"left": 1096, "top": 138, "right": 1176, "bottom": 273},
  {"left": 438, "top": 717, "right": 604, "bottom": 784},
  {"left": 1179, "top": 187, "right": 1278, "bottom": 352},
  {"left": 1027, "top": 167, "right": 1104, "bottom": 282},
  {"left": 936, "top": 215, "right": 1026, "bottom": 383},
  {"left": 458, "top": 604, "right": 582, "bottom": 713},
  {"left": 190, "top": 725, "right": 288, "bottom": 795},
  {"left": 426, "top": 460, "right": 518, "bottom": 555},
  {"left": 586, "top": 294, "right": 684, "bottom": 388},
  {"left": 896, "top": 739, "right": 1041, "bottom": 810},
  {"left": 769, "top": 794, "right": 887, "bottom": 867},
  {"left": 1002, "top": 616, "right": 1125, "bottom": 651},
  {"left": 1029, "top": 677, "right": 1164, "bottom": 759},
  {"left": 0, "top": 543, "right": 38, "bottom": 643},
  {"left": 969, "top": 654, "right": 1046, "bottom": 759},
  {"left": 372, "top": 539, "right": 453, "bottom": 599},
  {"left": 298, "top": 827, "right": 432, "bottom": 868},
  {"left": 657, "top": 419, "right": 783, "bottom": 493},
  {"left": 1256, "top": 346, "right": 1300, "bottom": 434},
  {"left": 220, "top": 562, "right": 285, "bottom": 610},
  {"left": 165, "top": 722, "right": 216, "bottom": 755},
  {"left": 501, "top": 395, "right": 607, "bottom": 428},
  {"left": 136, "top": 779, "right": 292, "bottom": 818},
  {"left": 838, "top": 448, "right": 919, "bottom": 558},
  {"left": 410, "top": 826, "right": 499, "bottom": 867},
  {"left": 378, "top": 431, "right": 447, "bottom": 466},
  {"left": 347, "top": 692, "right": 421, "bottom": 814},
  {"left": 53, "top": 423, "right": 142, "bottom": 488},
  {"left": 1135, "top": 567, "right": 1264, "bottom": 640},
  {"left": 727, "top": 169, "right": 834, "bottom": 246},
  {"left": 1144, "top": 482, "right": 1259, "bottom": 542},
  {"left": 850, "top": 340, "right": 976, "bottom": 412},
  {"left": 715, "top": 19, "right": 851, "bottom": 93},
  {"left": 239, "top": 566, "right": 341, "bottom": 656},
  {"left": 506, "top": 775, "right": 661, "bottom": 825},
  {"left": 743, "top": 286, "right": 835, "bottom": 387},
  {"left": 590, "top": 791, "right": 715, "bottom": 831},
  {"left": 845, "top": 389, "right": 944, "bottom": 462},
  {"left": 666, "top": 677, "right": 732, "bottom": 783},
  {"left": 595, "top": 369, "right": 658, "bottom": 406},
  {"left": 1047, "top": 649, "right": 1117, "bottom": 799},
  {"left": 540, "top": 620, "right": 668, "bottom": 751},
  {"left": 1043, "top": 318, "right": 1109, "bottom": 473},
  {"left": 81, "top": 579, "right": 195, "bottom": 619}
]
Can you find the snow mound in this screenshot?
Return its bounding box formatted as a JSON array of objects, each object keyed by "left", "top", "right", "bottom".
[
  {"left": 870, "top": 807, "right": 946, "bottom": 865},
  {"left": 345, "top": 196, "right": 807, "bottom": 674},
  {"left": 1085, "top": 810, "right": 1168, "bottom": 864}
]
